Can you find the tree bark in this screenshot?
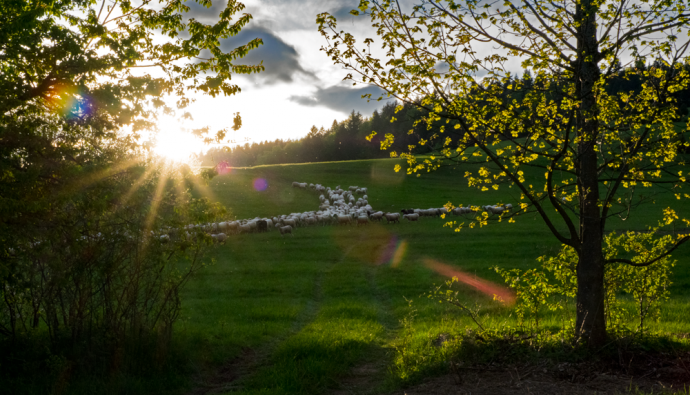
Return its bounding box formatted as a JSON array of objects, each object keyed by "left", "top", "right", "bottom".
[{"left": 574, "top": 0, "right": 607, "bottom": 347}]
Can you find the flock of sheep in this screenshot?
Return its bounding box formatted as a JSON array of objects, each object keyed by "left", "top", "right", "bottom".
[{"left": 158, "top": 181, "right": 514, "bottom": 242}]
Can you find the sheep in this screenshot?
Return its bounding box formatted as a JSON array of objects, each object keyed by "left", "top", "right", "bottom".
[
  {"left": 503, "top": 203, "right": 513, "bottom": 210},
  {"left": 265, "top": 219, "right": 274, "bottom": 230},
  {"left": 485, "top": 206, "right": 506, "bottom": 215},
  {"left": 334, "top": 214, "right": 351, "bottom": 225},
  {"left": 356, "top": 216, "right": 369, "bottom": 226},
  {"left": 368, "top": 211, "right": 384, "bottom": 222},
  {"left": 363, "top": 194, "right": 368, "bottom": 200},
  {"left": 384, "top": 213, "right": 400, "bottom": 224},
  {"left": 279, "top": 225, "right": 293, "bottom": 237},
  {"left": 403, "top": 213, "right": 420, "bottom": 222},
  {"left": 452, "top": 207, "right": 473, "bottom": 215},
  {"left": 159, "top": 234, "right": 170, "bottom": 243},
  {"left": 257, "top": 220, "right": 268, "bottom": 233},
  {"left": 282, "top": 218, "right": 297, "bottom": 228},
  {"left": 299, "top": 182, "right": 307, "bottom": 189},
  {"left": 238, "top": 224, "right": 252, "bottom": 233},
  {"left": 292, "top": 181, "right": 299, "bottom": 188},
  {"left": 421, "top": 209, "right": 438, "bottom": 217},
  {"left": 215, "top": 233, "right": 228, "bottom": 242}
]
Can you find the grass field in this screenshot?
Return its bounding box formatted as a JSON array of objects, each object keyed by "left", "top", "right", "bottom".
[{"left": 146, "top": 158, "right": 690, "bottom": 394}]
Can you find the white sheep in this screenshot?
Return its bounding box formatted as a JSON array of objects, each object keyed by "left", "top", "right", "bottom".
[
  {"left": 486, "top": 206, "right": 505, "bottom": 215},
  {"left": 335, "top": 214, "right": 351, "bottom": 225},
  {"left": 356, "top": 216, "right": 369, "bottom": 226},
  {"left": 384, "top": 213, "right": 400, "bottom": 223},
  {"left": 369, "top": 211, "right": 384, "bottom": 222},
  {"left": 279, "top": 225, "right": 293, "bottom": 237},
  {"left": 403, "top": 213, "right": 420, "bottom": 222}
]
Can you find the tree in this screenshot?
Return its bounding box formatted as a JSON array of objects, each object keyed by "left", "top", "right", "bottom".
[
  {"left": 0, "top": 0, "right": 261, "bottom": 376},
  {"left": 318, "top": 0, "right": 690, "bottom": 346}
]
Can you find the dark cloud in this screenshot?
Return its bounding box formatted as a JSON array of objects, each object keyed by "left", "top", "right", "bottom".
[
  {"left": 289, "top": 84, "right": 391, "bottom": 115},
  {"left": 181, "top": 0, "right": 231, "bottom": 23},
  {"left": 220, "top": 26, "right": 316, "bottom": 85},
  {"left": 330, "top": 4, "right": 362, "bottom": 21}
]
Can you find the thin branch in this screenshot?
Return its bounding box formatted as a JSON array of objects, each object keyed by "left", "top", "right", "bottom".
[{"left": 606, "top": 236, "right": 690, "bottom": 267}]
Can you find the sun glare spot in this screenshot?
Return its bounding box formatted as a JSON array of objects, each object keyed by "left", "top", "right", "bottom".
[
  {"left": 152, "top": 124, "right": 206, "bottom": 163},
  {"left": 253, "top": 178, "right": 268, "bottom": 191}
]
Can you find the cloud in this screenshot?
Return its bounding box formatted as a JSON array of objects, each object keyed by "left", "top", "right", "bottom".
[
  {"left": 220, "top": 25, "right": 316, "bottom": 85},
  {"left": 330, "top": 4, "right": 363, "bottom": 21},
  {"left": 289, "top": 84, "right": 391, "bottom": 115}
]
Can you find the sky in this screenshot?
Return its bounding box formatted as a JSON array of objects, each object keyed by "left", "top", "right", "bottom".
[
  {"left": 150, "top": 0, "right": 667, "bottom": 161},
  {"left": 152, "top": 0, "right": 394, "bottom": 159}
]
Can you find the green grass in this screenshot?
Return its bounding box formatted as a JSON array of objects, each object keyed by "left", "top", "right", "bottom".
[{"left": 161, "top": 158, "right": 690, "bottom": 394}]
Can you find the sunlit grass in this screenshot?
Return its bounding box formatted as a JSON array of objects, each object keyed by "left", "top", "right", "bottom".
[{"left": 170, "top": 158, "right": 690, "bottom": 393}]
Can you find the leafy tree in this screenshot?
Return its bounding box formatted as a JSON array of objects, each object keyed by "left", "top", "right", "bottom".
[
  {"left": 0, "top": 0, "right": 261, "bottom": 378},
  {"left": 318, "top": 0, "right": 690, "bottom": 346}
]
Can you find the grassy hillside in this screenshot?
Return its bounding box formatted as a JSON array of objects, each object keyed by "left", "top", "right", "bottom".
[{"left": 167, "top": 158, "right": 690, "bottom": 395}]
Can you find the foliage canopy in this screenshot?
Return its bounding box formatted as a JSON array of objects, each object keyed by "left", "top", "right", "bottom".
[
  {"left": 318, "top": 0, "right": 690, "bottom": 346},
  {"left": 0, "top": 0, "right": 260, "bottom": 383}
]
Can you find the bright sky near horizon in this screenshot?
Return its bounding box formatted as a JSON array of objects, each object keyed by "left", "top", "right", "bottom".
[{"left": 152, "top": 0, "right": 395, "bottom": 161}]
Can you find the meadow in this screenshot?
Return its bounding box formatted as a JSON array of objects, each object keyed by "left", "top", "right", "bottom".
[{"left": 147, "top": 158, "right": 690, "bottom": 395}]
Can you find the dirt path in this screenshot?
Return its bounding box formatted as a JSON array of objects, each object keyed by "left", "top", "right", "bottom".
[
  {"left": 187, "top": 267, "right": 327, "bottom": 395},
  {"left": 388, "top": 365, "right": 678, "bottom": 395},
  {"left": 330, "top": 264, "right": 399, "bottom": 395}
]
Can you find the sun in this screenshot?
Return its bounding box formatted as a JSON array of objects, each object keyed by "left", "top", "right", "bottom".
[{"left": 152, "top": 121, "right": 206, "bottom": 163}]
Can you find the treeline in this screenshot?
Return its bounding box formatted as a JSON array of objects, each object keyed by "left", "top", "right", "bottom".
[
  {"left": 200, "top": 64, "right": 690, "bottom": 168},
  {"left": 198, "top": 101, "right": 452, "bottom": 167}
]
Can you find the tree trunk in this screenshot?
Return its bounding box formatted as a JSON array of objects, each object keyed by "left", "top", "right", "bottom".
[
  {"left": 576, "top": 153, "right": 607, "bottom": 346},
  {"left": 574, "top": 0, "right": 607, "bottom": 347}
]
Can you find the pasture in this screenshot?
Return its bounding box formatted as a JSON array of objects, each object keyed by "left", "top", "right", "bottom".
[{"left": 170, "top": 158, "right": 690, "bottom": 394}]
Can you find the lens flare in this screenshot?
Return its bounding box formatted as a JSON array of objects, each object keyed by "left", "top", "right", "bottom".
[
  {"left": 216, "top": 161, "right": 231, "bottom": 175},
  {"left": 377, "top": 236, "right": 408, "bottom": 267},
  {"left": 253, "top": 178, "right": 268, "bottom": 191},
  {"left": 50, "top": 86, "right": 94, "bottom": 119},
  {"left": 423, "top": 258, "right": 516, "bottom": 305}
]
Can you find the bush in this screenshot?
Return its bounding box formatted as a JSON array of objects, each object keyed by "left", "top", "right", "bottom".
[{"left": 0, "top": 157, "right": 225, "bottom": 390}]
